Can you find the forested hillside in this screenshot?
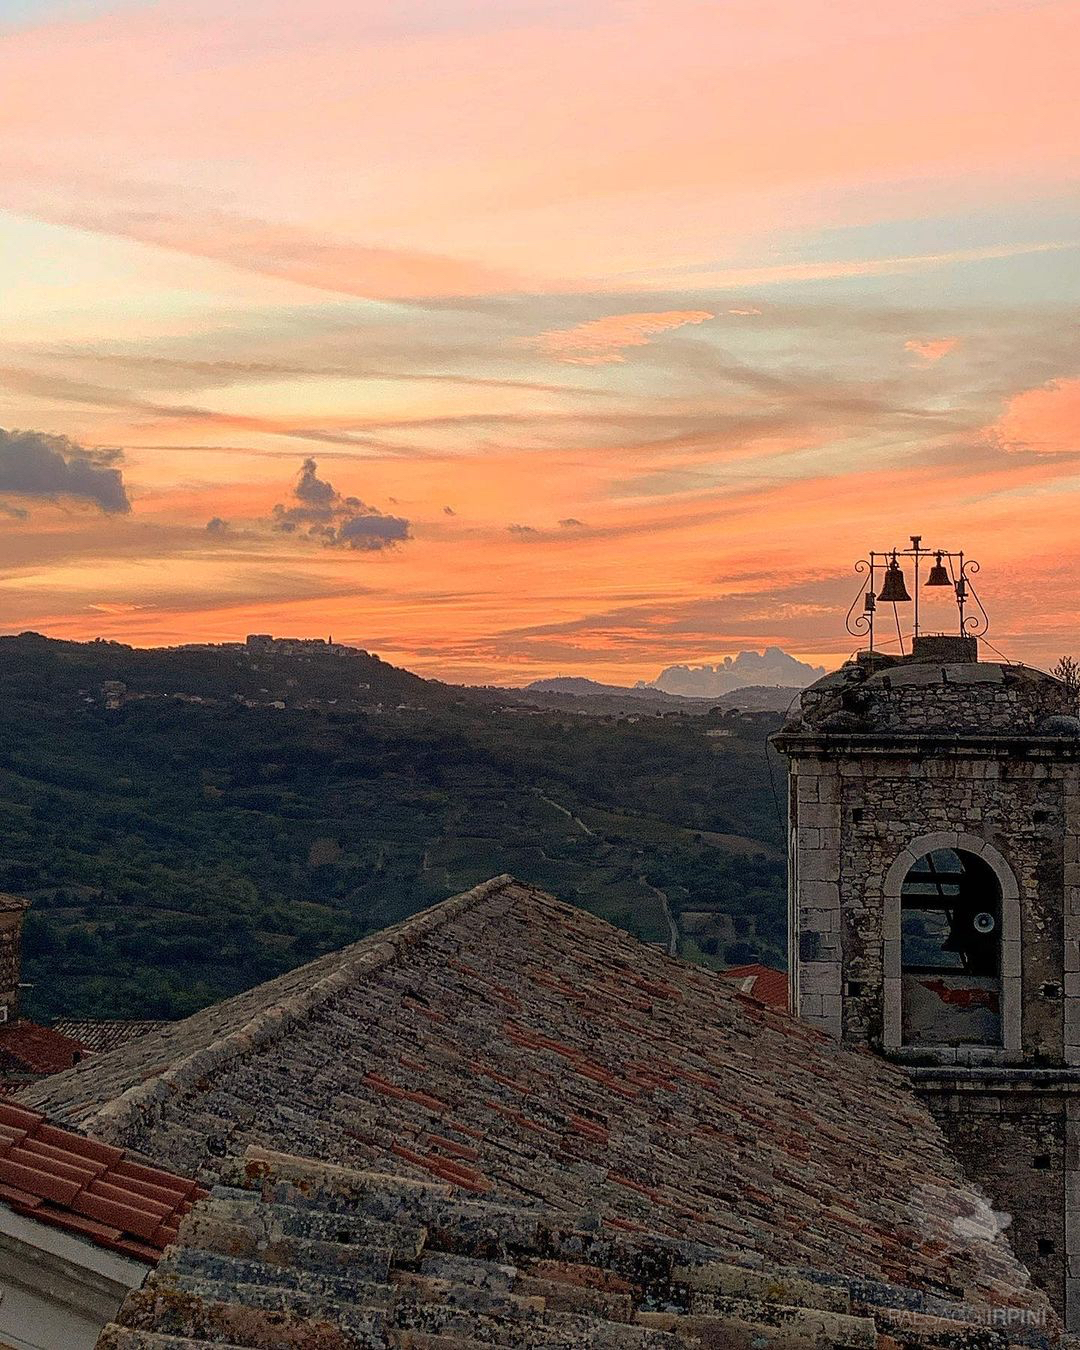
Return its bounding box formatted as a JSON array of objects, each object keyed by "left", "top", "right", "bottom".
[{"left": 0, "top": 635, "right": 786, "bottom": 1020}]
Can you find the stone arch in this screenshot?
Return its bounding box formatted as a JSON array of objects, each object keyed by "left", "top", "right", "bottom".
[{"left": 882, "top": 831, "right": 1020, "bottom": 1056}]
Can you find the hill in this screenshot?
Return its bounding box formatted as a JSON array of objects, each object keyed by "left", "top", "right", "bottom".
[
  {"left": 518, "top": 677, "right": 801, "bottom": 716},
  {"left": 524, "top": 676, "right": 692, "bottom": 701},
  {"left": 0, "top": 634, "right": 786, "bottom": 1021}
]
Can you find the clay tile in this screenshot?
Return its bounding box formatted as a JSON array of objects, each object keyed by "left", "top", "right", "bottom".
[
  {"left": 87, "top": 1178, "right": 172, "bottom": 1220},
  {"left": 110, "top": 1158, "right": 197, "bottom": 1195},
  {"left": 0, "top": 1156, "right": 82, "bottom": 1207},
  {"left": 28, "top": 1208, "right": 123, "bottom": 1244},
  {"left": 37, "top": 1124, "right": 124, "bottom": 1168},
  {"left": 0, "top": 1103, "right": 43, "bottom": 1132},
  {"left": 71, "top": 1190, "right": 163, "bottom": 1241}
]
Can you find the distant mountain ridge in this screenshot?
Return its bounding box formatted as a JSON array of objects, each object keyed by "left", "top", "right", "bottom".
[
  {"left": 524, "top": 677, "right": 689, "bottom": 702},
  {"left": 647, "top": 648, "right": 825, "bottom": 697},
  {"left": 526, "top": 649, "right": 825, "bottom": 704}
]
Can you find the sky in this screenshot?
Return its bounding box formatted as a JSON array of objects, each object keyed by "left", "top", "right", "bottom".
[{"left": 0, "top": 0, "right": 1077, "bottom": 684}]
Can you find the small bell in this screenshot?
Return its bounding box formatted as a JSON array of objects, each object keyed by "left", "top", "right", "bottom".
[
  {"left": 878, "top": 557, "right": 912, "bottom": 604},
  {"left": 926, "top": 552, "right": 951, "bottom": 587},
  {"left": 864, "top": 591, "right": 876, "bottom": 613}
]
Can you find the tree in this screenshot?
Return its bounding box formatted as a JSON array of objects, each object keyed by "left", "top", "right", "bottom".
[{"left": 1051, "top": 656, "right": 1080, "bottom": 709}]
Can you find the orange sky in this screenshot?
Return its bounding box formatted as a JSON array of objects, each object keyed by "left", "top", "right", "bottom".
[{"left": 1, "top": 0, "right": 1078, "bottom": 683}]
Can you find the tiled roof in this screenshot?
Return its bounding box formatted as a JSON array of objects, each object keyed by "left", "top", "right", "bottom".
[
  {"left": 721, "top": 963, "right": 789, "bottom": 1012},
  {"left": 99, "top": 1148, "right": 1054, "bottom": 1349},
  {"left": 22, "top": 876, "right": 1050, "bottom": 1331},
  {"left": 0, "top": 1018, "right": 88, "bottom": 1076},
  {"left": 52, "top": 1018, "right": 170, "bottom": 1053},
  {"left": 0, "top": 1100, "right": 206, "bottom": 1263}
]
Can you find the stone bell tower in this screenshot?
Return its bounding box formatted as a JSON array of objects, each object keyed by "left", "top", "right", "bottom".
[{"left": 773, "top": 538, "right": 1080, "bottom": 1326}]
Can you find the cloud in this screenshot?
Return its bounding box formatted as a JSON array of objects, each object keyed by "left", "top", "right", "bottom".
[
  {"left": 994, "top": 378, "right": 1080, "bottom": 455},
  {"left": 529, "top": 310, "right": 715, "bottom": 365},
  {"left": 443, "top": 505, "right": 456, "bottom": 515},
  {"left": 728, "top": 307, "right": 762, "bottom": 317},
  {"left": 508, "top": 523, "right": 539, "bottom": 537},
  {"left": 905, "top": 337, "right": 959, "bottom": 363},
  {"left": 205, "top": 516, "right": 231, "bottom": 534},
  {"left": 0, "top": 427, "right": 130, "bottom": 514},
  {"left": 4, "top": 176, "right": 534, "bottom": 302},
  {"left": 558, "top": 517, "right": 585, "bottom": 528},
  {"left": 271, "top": 458, "right": 410, "bottom": 551}
]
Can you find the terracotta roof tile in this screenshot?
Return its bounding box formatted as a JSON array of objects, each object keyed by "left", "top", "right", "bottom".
[
  {"left": 721, "top": 962, "right": 790, "bottom": 1011},
  {"left": 50, "top": 1019, "right": 171, "bottom": 1054},
  {"left": 0, "top": 1020, "right": 88, "bottom": 1076},
  {"left": 0, "top": 1100, "right": 205, "bottom": 1263},
  {"left": 17, "top": 876, "right": 1055, "bottom": 1340},
  {"left": 98, "top": 1149, "right": 1056, "bottom": 1349}
]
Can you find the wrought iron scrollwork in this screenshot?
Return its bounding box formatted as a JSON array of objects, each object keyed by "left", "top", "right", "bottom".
[
  {"left": 960, "top": 558, "right": 990, "bottom": 638},
  {"left": 845, "top": 558, "right": 874, "bottom": 640}
]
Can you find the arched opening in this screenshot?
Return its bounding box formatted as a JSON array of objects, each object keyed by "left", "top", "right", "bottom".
[{"left": 900, "top": 848, "right": 1002, "bottom": 1047}]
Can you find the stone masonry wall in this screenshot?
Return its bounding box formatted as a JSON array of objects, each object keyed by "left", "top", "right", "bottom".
[
  {"left": 0, "top": 909, "right": 23, "bottom": 1020},
  {"left": 792, "top": 660, "right": 1076, "bottom": 739},
  {"left": 788, "top": 746, "right": 1080, "bottom": 1063},
  {"left": 917, "top": 1082, "right": 1072, "bottom": 1326}
]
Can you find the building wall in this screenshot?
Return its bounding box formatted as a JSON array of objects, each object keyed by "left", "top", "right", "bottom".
[
  {"left": 787, "top": 743, "right": 1080, "bottom": 1064},
  {"left": 0, "top": 1207, "right": 145, "bottom": 1350},
  {"left": 914, "top": 1078, "right": 1078, "bottom": 1326},
  {"left": 0, "top": 904, "right": 26, "bottom": 1021}
]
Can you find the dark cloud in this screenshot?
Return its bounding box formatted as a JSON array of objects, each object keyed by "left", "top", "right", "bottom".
[
  {"left": 443, "top": 505, "right": 457, "bottom": 515},
  {"left": 558, "top": 517, "right": 585, "bottom": 528},
  {"left": 205, "top": 516, "right": 231, "bottom": 534},
  {"left": 293, "top": 456, "right": 337, "bottom": 506},
  {"left": 272, "top": 458, "right": 410, "bottom": 552},
  {"left": 0, "top": 427, "right": 130, "bottom": 515},
  {"left": 508, "top": 523, "right": 538, "bottom": 537}
]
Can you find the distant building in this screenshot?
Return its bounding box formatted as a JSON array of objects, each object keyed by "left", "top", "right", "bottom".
[
  {"left": 0, "top": 895, "right": 29, "bottom": 1028},
  {"left": 100, "top": 680, "right": 126, "bottom": 710},
  {"left": 245, "top": 633, "right": 351, "bottom": 658}
]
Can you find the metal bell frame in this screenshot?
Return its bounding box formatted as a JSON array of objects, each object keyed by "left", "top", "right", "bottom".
[{"left": 844, "top": 534, "right": 989, "bottom": 655}]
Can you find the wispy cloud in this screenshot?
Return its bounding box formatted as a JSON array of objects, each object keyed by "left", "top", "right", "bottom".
[
  {"left": 528, "top": 311, "right": 715, "bottom": 365},
  {"left": 905, "top": 337, "right": 959, "bottom": 363}
]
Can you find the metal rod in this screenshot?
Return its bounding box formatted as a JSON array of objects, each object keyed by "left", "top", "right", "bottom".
[{"left": 957, "top": 550, "right": 965, "bottom": 636}]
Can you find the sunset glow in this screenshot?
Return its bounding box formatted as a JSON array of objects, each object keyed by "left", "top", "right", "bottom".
[{"left": 1, "top": 0, "right": 1078, "bottom": 682}]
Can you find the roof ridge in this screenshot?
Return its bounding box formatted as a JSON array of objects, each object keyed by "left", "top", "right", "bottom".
[{"left": 85, "top": 874, "right": 521, "bottom": 1143}]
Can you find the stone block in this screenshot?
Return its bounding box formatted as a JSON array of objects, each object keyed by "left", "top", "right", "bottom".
[
  {"left": 800, "top": 850, "right": 841, "bottom": 883},
  {"left": 799, "top": 907, "right": 836, "bottom": 934},
  {"left": 798, "top": 881, "right": 840, "bottom": 909},
  {"left": 799, "top": 965, "right": 841, "bottom": 996},
  {"left": 800, "top": 803, "right": 841, "bottom": 829}
]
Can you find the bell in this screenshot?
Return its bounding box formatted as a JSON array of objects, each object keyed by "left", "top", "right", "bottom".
[
  {"left": 926, "top": 553, "right": 951, "bottom": 587},
  {"left": 878, "top": 558, "right": 912, "bottom": 603}
]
